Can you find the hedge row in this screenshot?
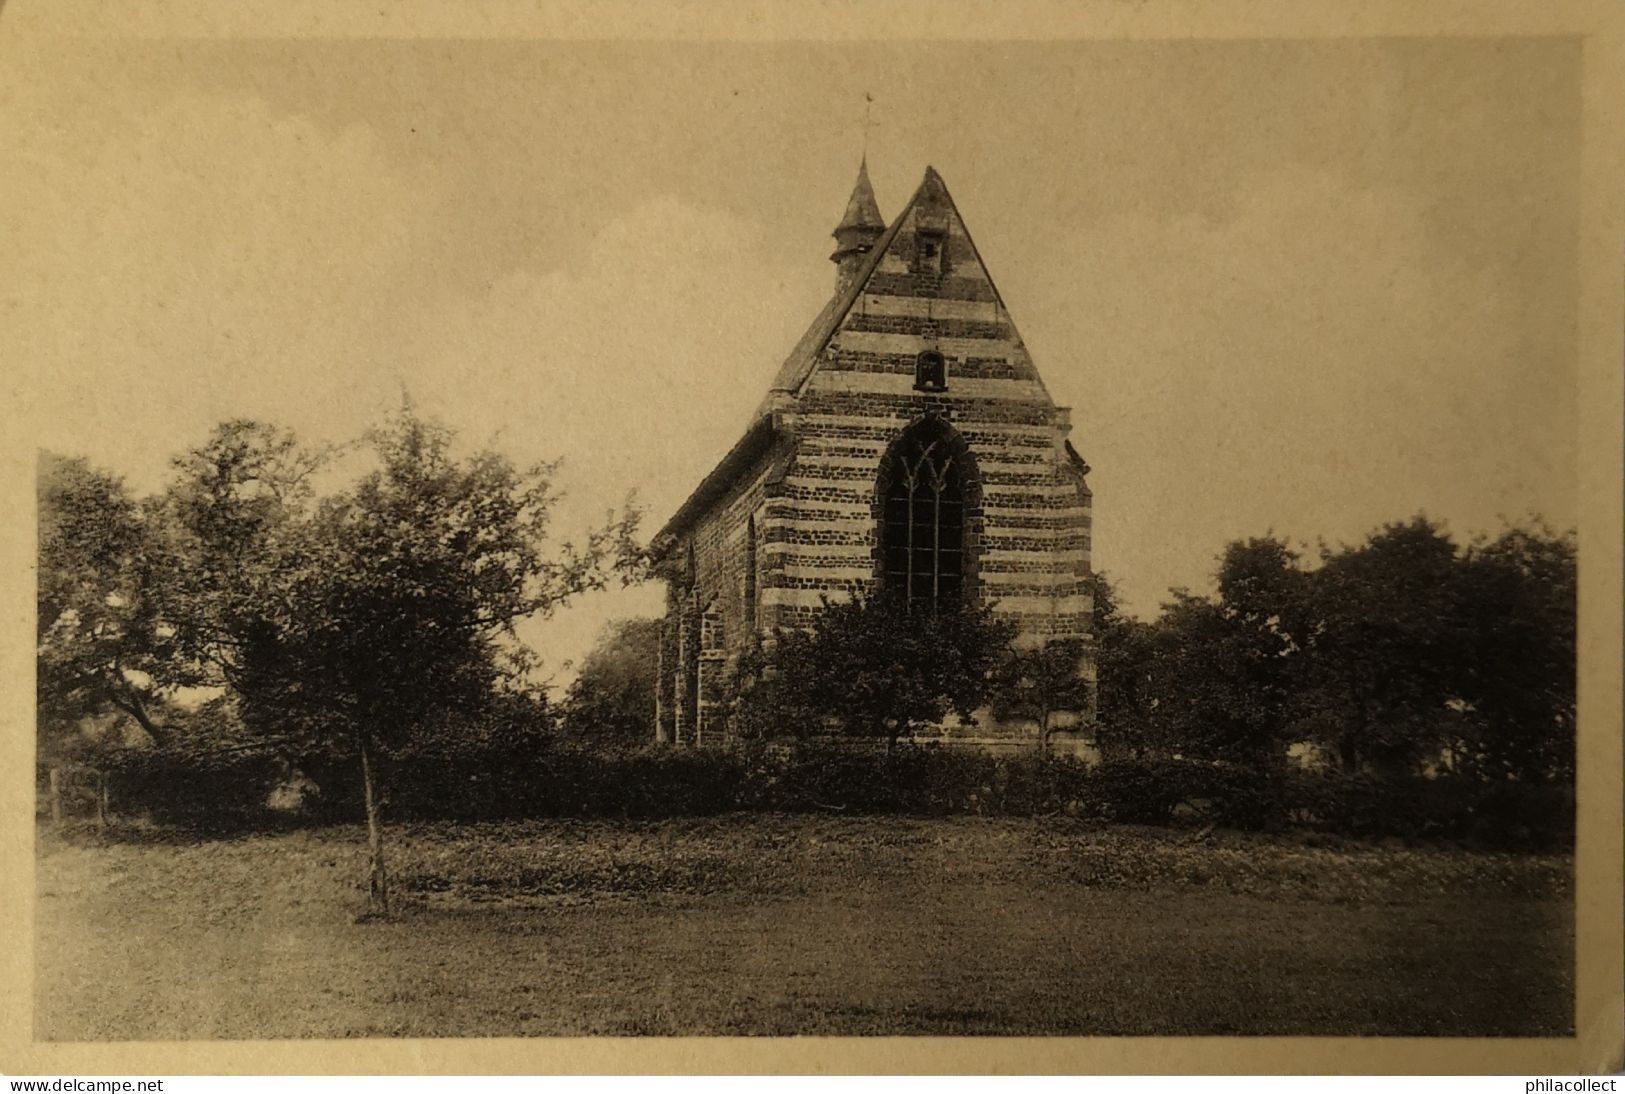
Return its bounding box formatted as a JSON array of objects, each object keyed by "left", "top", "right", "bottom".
[{"left": 80, "top": 745, "right": 1573, "bottom": 851}]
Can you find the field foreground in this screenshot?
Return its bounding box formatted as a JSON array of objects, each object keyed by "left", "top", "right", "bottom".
[{"left": 35, "top": 815, "right": 1572, "bottom": 1039}]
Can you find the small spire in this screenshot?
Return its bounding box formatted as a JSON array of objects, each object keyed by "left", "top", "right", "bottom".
[
  {"left": 918, "top": 165, "right": 952, "bottom": 209},
  {"left": 861, "top": 92, "right": 876, "bottom": 161},
  {"left": 915, "top": 164, "right": 951, "bottom": 234},
  {"left": 835, "top": 158, "right": 885, "bottom": 235},
  {"left": 830, "top": 159, "right": 886, "bottom": 290}
]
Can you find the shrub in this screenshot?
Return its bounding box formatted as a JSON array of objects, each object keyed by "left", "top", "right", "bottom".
[
  {"left": 1082, "top": 759, "right": 1187, "bottom": 825},
  {"left": 76, "top": 741, "right": 1572, "bottom": 852},
  {"left": 733, "top": 593, "right": 1016, "bottom": 751},
  {"left": 1074, "top": 758, "right": 1281, "bottom": 828},
  {"left": 1470, "top": 779, "right": 1573, "bottom": 852},
  {"left": 1196, "top": 764, "right": 1286, "bottom": 831},
  {"left": 99, "top": 750, "right": 285, "bottom": 832},
  {"left": 371, "top": 746, "right": 748, "bottom": 821},
  {"left": 1281, "top": 772, "right": 1573, "bottom": 850}
]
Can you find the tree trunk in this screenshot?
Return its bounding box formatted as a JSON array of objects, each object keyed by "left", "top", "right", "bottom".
[
  {"left": 358, "top": 732, "right": 390, "bottom": 917},
  {"left": 1338, "top": 726, "right": 1360, "bottom": 774},
  {"left": 112, "top": 692, "right": 169, "bottom": 750}
]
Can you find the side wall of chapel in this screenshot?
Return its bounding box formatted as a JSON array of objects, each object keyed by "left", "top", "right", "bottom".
[{"left": 655, "top": 450, "right": 780, "bottom": 747}]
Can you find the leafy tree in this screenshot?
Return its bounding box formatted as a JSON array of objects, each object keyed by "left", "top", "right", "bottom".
[
  {"left": 1216, "top": 536, "right": 1311, "bottom": 645},
  {"left": 735, "top": 592, "right": 1017, "bottom": 753},
  {"left": 1139, "top": 538, "right": 1306, "bottom": 767},
  {"left": 1450, "top": 524, "right": 1576, "bottom": 781},
  {"left": 991, "top": 637, "right": 1093, "bottom": 755},
  {"left": 1143, "top": 593, "right": 1274, "bottom": 765},
  {"left": 37, "top": 453, "right": 178, "bottom": 752},
  {"left": 1109, "top": 519, "right": 1576, "bottom": 783},
  {"left": 560, "top": 617, "right": 662, "bottom": 749},
  {"left": 1299, "top": 517, "right": 1465, "bottom": 774},
  {"left": 397, "top": 688, "right": 557, "bottom": 761},
  {"left": 157, "top": 419, "right": 326, "bottom": 709},
  {"left": 163, "top": 695, "right": 253, "bottom": 755},
  {"left": 1086, "top": 572, "right": 1161, "bottom": 759},
  {"left": 163, "top": 409, "right": 642, "bottom": 917}
]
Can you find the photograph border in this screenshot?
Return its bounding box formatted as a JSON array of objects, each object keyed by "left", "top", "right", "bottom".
[{"left": 1, "top": 0, "right": 1619, "bottom": 1075}]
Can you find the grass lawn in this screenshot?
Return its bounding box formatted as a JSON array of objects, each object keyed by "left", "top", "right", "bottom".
[{"left": 34, "top": 815, "right": 1572, "bottom": 1039}]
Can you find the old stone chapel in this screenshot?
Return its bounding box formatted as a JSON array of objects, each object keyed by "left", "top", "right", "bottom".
[{"left": 650, "top": 162, "right": 1096, "bottom": 751}]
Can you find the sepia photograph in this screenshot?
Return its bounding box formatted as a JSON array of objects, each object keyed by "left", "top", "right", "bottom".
[{"left": 4, "top": 3, "right": 1622, "bottom": 1074}]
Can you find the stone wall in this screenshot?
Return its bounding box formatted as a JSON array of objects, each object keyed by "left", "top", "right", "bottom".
[
  {"left": 762, "top": 174, "right": 1093, "bottom": 649},
  {"left": 656, "top": 445, "right": 781, "bottom": 746},
  {"left": 655, "top": 167, "right": 1096, "bottom": 750}
]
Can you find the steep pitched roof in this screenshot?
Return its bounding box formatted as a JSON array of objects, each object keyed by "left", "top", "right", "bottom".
[
  {"left": 835, "top": 158, "right": 885, "bottom": 233},
  {"left": 756, "top": 174, "right": 923, "bottom": 412},
  {"left": 759, "top": 165, "right": 1029, "bottom": 411},
  {"left": 653, "top": 417, "right": 797, "bottom": 546},
  {"left": 659, "top": 166, "right": 1039, "bottom": 547}
]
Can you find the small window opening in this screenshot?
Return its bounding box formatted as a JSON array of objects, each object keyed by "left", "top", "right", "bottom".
[
  {"left": 917, "top": 231, "right": 948, "bottom": 276},
  {"left": 915, "top": 350, "right": 947, "bottom": 392}
]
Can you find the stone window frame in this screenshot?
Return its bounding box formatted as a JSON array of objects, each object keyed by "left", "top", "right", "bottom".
[
  {"left": 914, "top": 225, "right": 950, "bottom": 278},
  {"left": 871, "top": 414, "right": 983, "bottom": 607},
  {"left": 914, "top": 349, "right": 948, "bottom": 392}
]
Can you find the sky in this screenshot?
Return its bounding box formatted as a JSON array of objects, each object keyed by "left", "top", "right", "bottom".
[{"left": 4, "top": 37, "right": 1581, "bottom": 687}]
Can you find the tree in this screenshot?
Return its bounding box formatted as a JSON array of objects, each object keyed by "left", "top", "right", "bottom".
[
  {"left": 395, "top": 687, "right": 557, "bottom": 765},
  {"left": 1450, "top": 524, "right": 1576, "bottom": 781},
  {"left": 561, "top": 618, "right": 662, "bottom": 749},
  {"left": 1135, "top": 538, "right": 1306, "bottom": 767},
  {"left": 157, "top": 418, "right": 326, "bottom": 713},
  {"left": 991, "top": 637, "right": 1093, "bottom": 755},
  {"left": 164, "top": 409, "right": 642, "bottom": 917},
  {"left": 37, "top": 453, "right": 178, "bottom": 753},
  {"left": 1299, "top": 516, "right": 1465, "bottom": 775},
  {"left": 1143, "top": 592, "right": 1272, "bottom": 764},
  {"left": 1087, "top": 571, "right": 1163, "bottom": 759},
  {"left": 736, "top": 592, "right": 1017, "bottom": 753}
]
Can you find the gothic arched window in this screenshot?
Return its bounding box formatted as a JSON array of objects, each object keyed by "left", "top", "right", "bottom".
[{"left": 879, "top": 419, "right": 969, "bottom": 606}]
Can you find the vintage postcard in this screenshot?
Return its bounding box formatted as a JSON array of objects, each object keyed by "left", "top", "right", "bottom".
[{"left": 2, "top": 0, "right": 1621, "bottom": 1076}]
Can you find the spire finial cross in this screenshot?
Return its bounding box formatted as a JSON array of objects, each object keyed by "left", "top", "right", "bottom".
[{"left": 861, "top": 92, "right": 877, "bottom": 162}]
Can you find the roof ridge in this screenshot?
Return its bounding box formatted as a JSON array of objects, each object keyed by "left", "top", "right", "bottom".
[
  {"left": 755, "top": 170, "right": 934, "bottom": 414},
  {"left": 657, "top": 165, "right": 1066, "bottom": 546}
]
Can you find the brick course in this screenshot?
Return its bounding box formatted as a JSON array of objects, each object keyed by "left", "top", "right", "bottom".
[{"left": 651, "top": 165, "right": 1097, "bottom": 751}]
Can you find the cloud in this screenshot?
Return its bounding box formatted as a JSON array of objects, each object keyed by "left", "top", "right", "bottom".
[
  {"left": 9, "top": 88, "right": 428, "bottom": 487},
  {"left": 8, "top": 82, "right": 832, "bottom": 680},
  {"left": 387, "top": 196, "right": 831, "bottom": 678},
  {"left": 8, "top": 68, "right": 1576, "bottom": 681},
  {"left": 1010, "top": 163, "right": 1575, "bottom": 613},
  {"left": 391, "top": 194, "right": 827, "bottom": 534}
]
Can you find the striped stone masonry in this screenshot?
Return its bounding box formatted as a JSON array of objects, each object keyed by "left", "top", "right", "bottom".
[{"left": 651, "top": 164, "right": 1098, "bottom": 750}]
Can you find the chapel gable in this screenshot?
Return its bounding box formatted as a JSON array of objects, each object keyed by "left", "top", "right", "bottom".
[{"left": 653, "top": 162, "right": 1096, "bottom": 752}]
